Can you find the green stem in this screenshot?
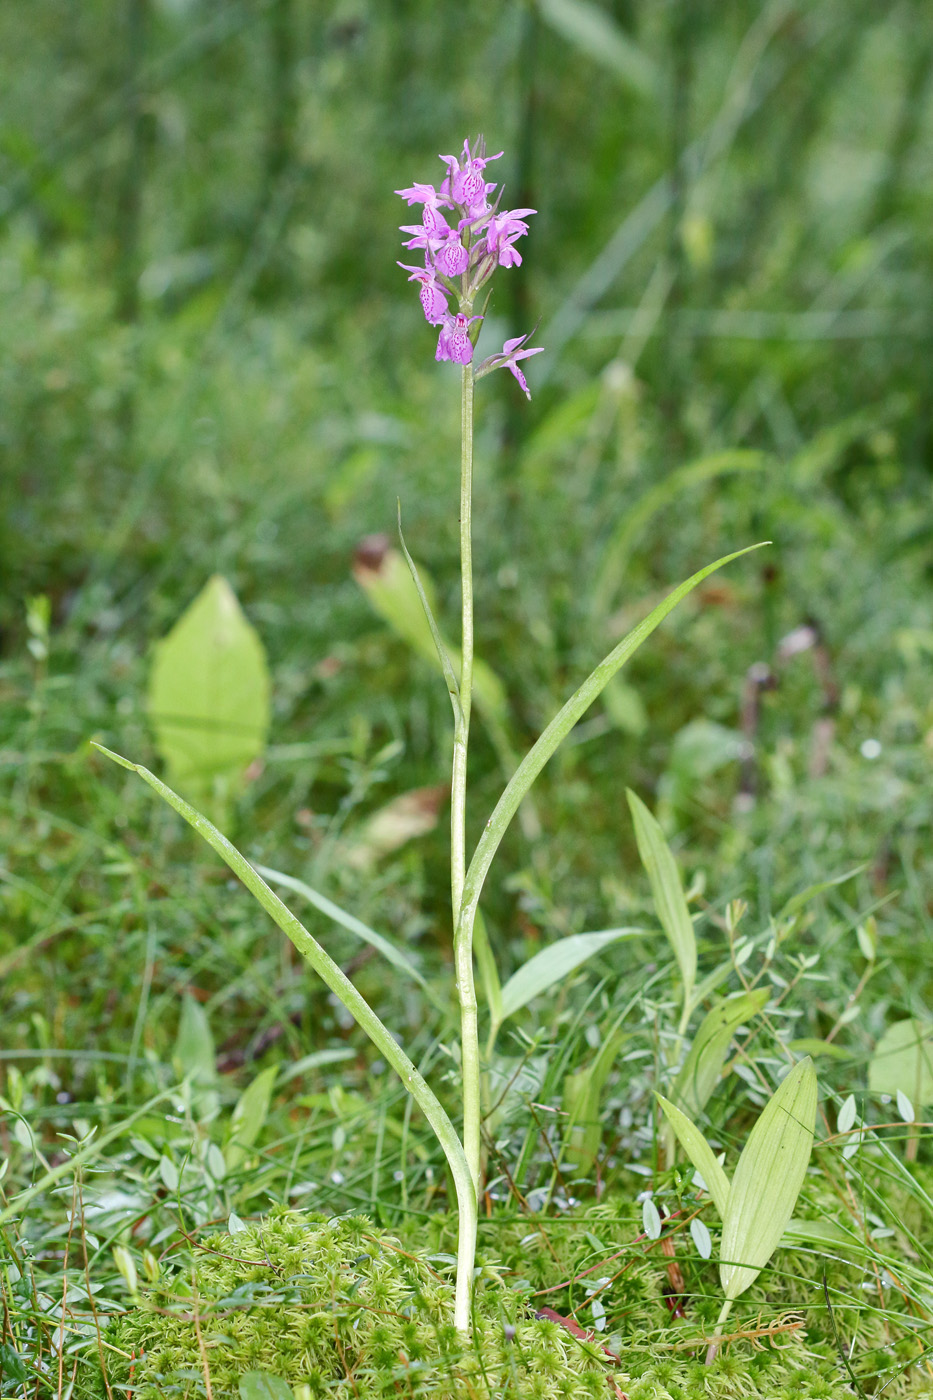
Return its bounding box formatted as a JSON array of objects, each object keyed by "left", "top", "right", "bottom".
[
  {"left": 452, "top": 357, "right": 482, "bottom": 1203},
  {"left": 706, "top": 1296, "right": 734, "bottom": 1364}
]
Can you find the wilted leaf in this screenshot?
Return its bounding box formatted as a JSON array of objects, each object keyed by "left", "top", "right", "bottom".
[
  {"left": 720, "top": 1058, "right": 818, "bottom": 1301},
  {"left": 225, "top": 1064, "right": 279, "bottom": 1170},
  {"left": 343, "top": 784, "right": 447, "bottom": 870},
  {"left": 148, "top": 575, "right": 271, "bottom": 798},
  {"left": 868, "top": 1018, "right": 933, "bottom": 1106},
  {"left": 499, "top": 928, "right": 644, "bottom": 1025},
  {"left": 627, "top": 790, "right": 696, "bottom": 1008}
]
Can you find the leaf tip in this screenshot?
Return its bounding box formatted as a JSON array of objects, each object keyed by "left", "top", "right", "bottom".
[{"left": 90, "top": 741, "right": 138, "bottom": 773}]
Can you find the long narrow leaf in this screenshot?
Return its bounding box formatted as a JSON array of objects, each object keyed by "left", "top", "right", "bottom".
[
  {"left": 254, "top": 863, "right": 439, "bottom": 1003},
  {"left": 655, "top": 1093, "right": 731, "bottom": 1220},
  {"left": 459, "top": 546, "right": 766, "bottom": 936},
  {"left": 90, "top": 745, "right": 472, "bottom": 1199},
  {"left": 627, "top": 789, "right": 696, "bottom": 1009},
  {"left": 720, "top": 1057, "right": 818, "bottom": 1301},
  {"left": 499, "top": 928, "right": 644, "bottom": 1024}
]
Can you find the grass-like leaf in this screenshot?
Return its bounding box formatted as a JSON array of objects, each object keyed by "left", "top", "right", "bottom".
[
  {"left": 460, "top": 545, "right": 766, "bottom": 936},
  {"left": 89, "top": 744, "right": 474, "bottom": 1210},
  {"left": 627, "top": 788, "right": 696, "bottom": 1016}
]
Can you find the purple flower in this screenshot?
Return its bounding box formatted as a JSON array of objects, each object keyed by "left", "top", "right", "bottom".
[
  {"left": 436, "top": 230, "right": 469, "bottom": 278},
  {"left": 485, "top": 209, "right": 536, "bottom": 268},
  {"left": 436, "top": 312, "right": 482, "bottom": 365},
  {"left": 475, "top": 332, "right": 544, "bottom": 399},
  {"left": 439, "top": 138, "right": 502, "bottom": 215},
  {"left": 397, "top": 262, "right": 450, "bottom": 324}
]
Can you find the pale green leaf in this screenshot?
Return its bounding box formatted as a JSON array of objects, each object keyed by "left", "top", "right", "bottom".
[
  {"left": 225, "top": 1064, "right": 279, "bottom": 1170},
  {"left": 239, "top": 1372, "right": 294, "bottom": 1400},
  {"left": 174, "top": 994, "right": 215, "bottom": 1085},
  {"left": 627, "top": 790, "right": 696, "bottom": 1007},
  {"left": 642, "top": 1197, "right": 662, "bottom": 1239},
  {"left": 781, "top": 1218, "right": 863, "bottom": 1253},
  {"left": 655, "top": 1094, "right": 731, "bottom": 1221},
  {"left": 499, "top": 928, "right": 644, "bottom": 1024},
  {"left": 148, "top": 575, "right": 271, "bottom": 793},
  {"left": 670, "top": 988, "right": 769, "bottom": 1120},
  {"left": 538, "top": 0, "right": 658, "bottom": 95},
  {"left": 690, "top": 1217, "right": 712, "bottom": 1259},
  {"left": 720, "top": 1058, "right": 818, "bottom": 1301},
  {"left": 868, "top": 1018, "right": 933, "bottom": 1106}
]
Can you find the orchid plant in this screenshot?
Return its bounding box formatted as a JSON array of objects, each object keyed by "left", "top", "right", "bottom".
[{"left": 95, "top": 136, "right": 766, "bottom": 1338}]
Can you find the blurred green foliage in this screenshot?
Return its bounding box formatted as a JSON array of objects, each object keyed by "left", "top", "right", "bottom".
[{"left": 1, "top": 0, "right": 933, "bottom": 1230}]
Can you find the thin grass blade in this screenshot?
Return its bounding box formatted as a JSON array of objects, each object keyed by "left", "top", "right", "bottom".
[{"left": 627, "top": 789, "right": 696, "bottom": 1011}]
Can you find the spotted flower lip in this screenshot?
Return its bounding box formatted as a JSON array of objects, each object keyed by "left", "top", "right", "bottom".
[{"left": 436, "top": 312, "right": 483, "bottom": 366}]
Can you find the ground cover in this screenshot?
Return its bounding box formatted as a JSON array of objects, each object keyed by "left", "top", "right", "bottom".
[{"left": 2, "top": 1, "right": 933, "bottom": 1395}]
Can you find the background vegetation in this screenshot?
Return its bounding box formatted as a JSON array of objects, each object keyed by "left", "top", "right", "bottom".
[{"left": 1, "top": 0, "right": 932, "bottom": 1393}]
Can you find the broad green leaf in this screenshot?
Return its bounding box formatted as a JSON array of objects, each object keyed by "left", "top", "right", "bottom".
[
  {"left": 174, "top": 994, "right": 215, "bottom": 1085},
  {"left": 655, "top": 1093, "right": 731, "bottom": 1221},
  {"left": 354, "top": 544, "right": 507, "bottom": 724},
  {"left": 868, "top": 1018, "right": 933, "bottom": 1106},
  {"left": 627, "top": 790, "right": 696, "bottom": 1009},
  {"left": 720, "top": 1057, "right": 818, "bottom": 1301},
  {"left": 538, "top": 0, "right": 658, "bottom": 96},
  {"left": 563, "top": 1026, "right": 626, "bottom": 1170},
  {"left": 670, "top": 988, "right": 769, "bottom": 1120},
  {"left": 499, "top": 928, "right": 644, "bottom": 1024},
  {"left": 148, "top": 575, "right": 271, "bottom": 797},
  {"left": 255, "top": 864, "right": 437, "bottom": 1001},
  {"left": 225, "top": 1064, "right": 279, "bottom": 1170},
  {"left": 239, "top": 1372, "right": 294, "bottom": 1400}
]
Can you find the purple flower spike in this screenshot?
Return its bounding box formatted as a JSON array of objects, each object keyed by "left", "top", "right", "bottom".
[
  {"left": 437, "top": 312, "right": 483, "bottom": 365},
  {"left": 475, "top": 332, "right": 544, "bottom": 399}
]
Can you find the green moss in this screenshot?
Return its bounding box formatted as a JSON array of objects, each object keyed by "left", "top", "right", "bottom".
[{"left": 73, "top": 1209, "right": 868, "bottom": 1400}]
